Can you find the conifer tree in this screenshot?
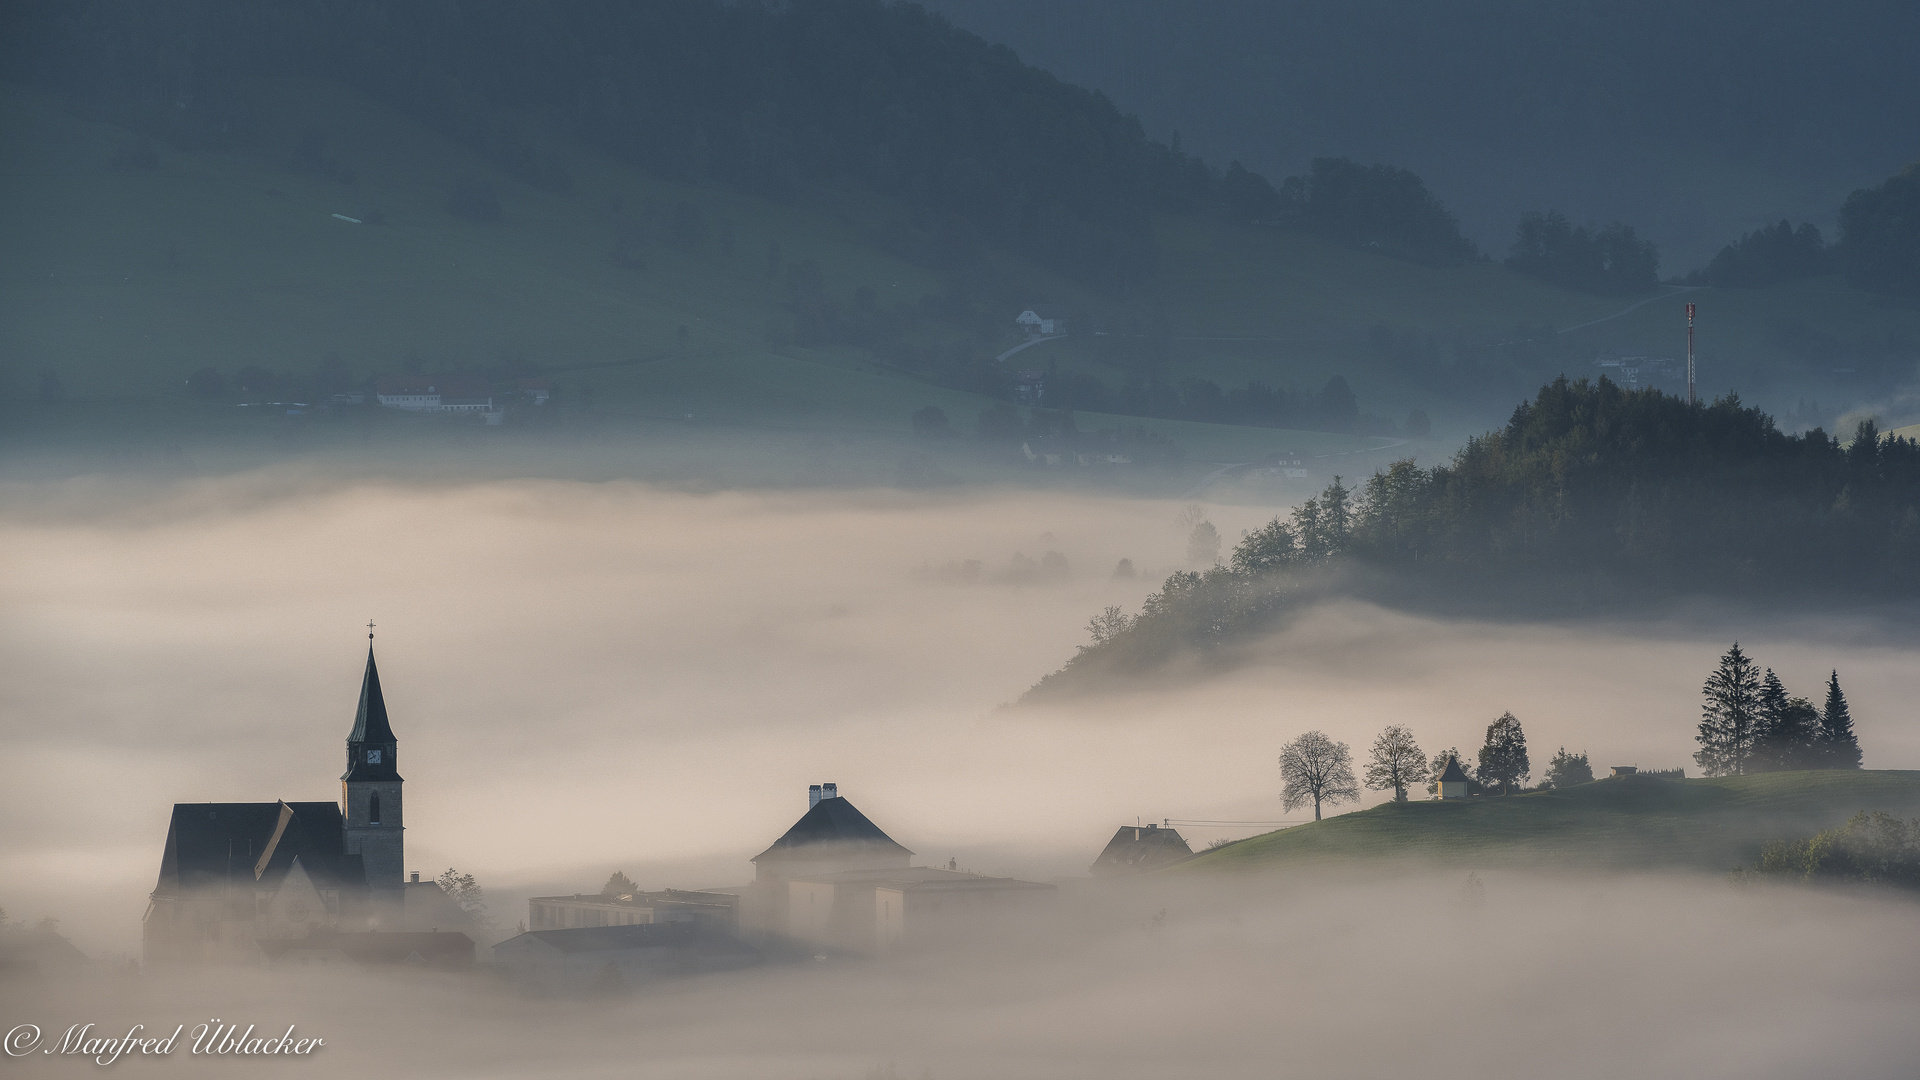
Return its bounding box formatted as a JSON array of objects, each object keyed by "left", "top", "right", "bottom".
[
  {"left": 1695, "top": 643, "right": 1762, "bottom": 776},
  {"left": 1776, "top": 698, "right": 1823, "bottom": 770},
  {"left": 1751, "top": 668, "right": 1810, "bottom": 771},
  {"left": 1542, "top": 747, "right": 1594, "bottom": 788},
  {"left": 1819, "top": 670, "right": 1864, "bottom": 770}
]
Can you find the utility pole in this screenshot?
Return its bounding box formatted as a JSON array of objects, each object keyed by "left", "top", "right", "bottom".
[{"left": 1686, "top": 302, "right": 1696, "bottom": 405}]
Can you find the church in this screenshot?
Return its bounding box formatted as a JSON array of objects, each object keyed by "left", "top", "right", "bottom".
[{"left": 142, "top": 640, "right": 473, "bottom": 967}]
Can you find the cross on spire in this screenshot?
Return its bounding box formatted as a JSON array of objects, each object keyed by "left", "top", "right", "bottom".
[{"left": 367, "top": 620, "right": 376, "bottom": 640}]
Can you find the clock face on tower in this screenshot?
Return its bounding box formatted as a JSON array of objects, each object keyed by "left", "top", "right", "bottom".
[{"left": 368, "top": 749, "right": 382, "bottom": 764}]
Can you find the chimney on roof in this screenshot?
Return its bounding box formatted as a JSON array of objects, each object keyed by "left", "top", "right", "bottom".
[
  {"left": 822, "top": 782, "right": 838, "bottom": 801},
  {"left": 809, "top": 784, "right": 822, "bottom": 808}
]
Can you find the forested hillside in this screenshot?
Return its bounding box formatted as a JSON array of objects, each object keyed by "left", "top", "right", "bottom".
[
  {"left": 1033, "top": 380, "right": 1920, "bottom": 697},
  {"left": 1, "top": 0, "right": 1249, "bottom": 295}
]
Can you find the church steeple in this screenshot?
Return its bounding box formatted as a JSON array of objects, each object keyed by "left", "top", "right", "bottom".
[
  {"left": 343, "top": 646, "right": 400, "bottom": 780},
  {"left": 342, "top": 633, "right": 404, "bottom": 889}
]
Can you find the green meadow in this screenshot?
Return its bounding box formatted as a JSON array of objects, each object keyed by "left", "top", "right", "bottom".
[{"left": 1185, "top": 771, "right": 1920, "bottom": 874}]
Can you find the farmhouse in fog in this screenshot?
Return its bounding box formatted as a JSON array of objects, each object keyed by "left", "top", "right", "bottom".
[
  {"left": 1015, "top": 309, "right": 1066, "bottom": 337},
  {"left": 743, "top": 783, "right": 1054, "bottom": 953},
  {"left": 1090, "top": 823, "right": 1193, "bottom": 875},
  {"left": 374, "top": 375, "right": 497, "bottom": 414}
]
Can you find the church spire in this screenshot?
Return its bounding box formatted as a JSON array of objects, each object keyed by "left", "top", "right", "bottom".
[
  {"left": 343, "top": 641, "right": 400, "bottom": 783},
  {"left": 347, "top": 644, "right": 397, "bottom": 745},
  {"left": 341, "top": 631, "right": 404, "bottom": 888}
]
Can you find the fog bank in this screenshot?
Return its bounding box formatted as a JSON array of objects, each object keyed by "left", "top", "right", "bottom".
[
  {"left": 2, "top": 472, "right": 1917, "bottom": 962},
  {"left": 5, "top": 872, "right": 1919, "bottom": 1079}
]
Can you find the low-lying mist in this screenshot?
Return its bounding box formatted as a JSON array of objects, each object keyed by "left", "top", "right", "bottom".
[
  {"left": 2, "top": 470, "right": 1916, "bottom": 962},
  {"left": 5, "top": 872, "right": 1918, "bottom": 1079}
]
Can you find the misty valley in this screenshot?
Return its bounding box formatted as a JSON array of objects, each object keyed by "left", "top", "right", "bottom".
[{"left": 4, "top": 2, "right": 1920, "bottom": 1078}]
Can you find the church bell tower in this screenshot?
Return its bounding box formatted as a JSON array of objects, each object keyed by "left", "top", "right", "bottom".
[{"left": 342, "top": 636, "right": 404, "bottom": 890}]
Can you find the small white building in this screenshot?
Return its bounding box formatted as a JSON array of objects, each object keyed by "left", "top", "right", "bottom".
[
  {"left": 1436, "top": 755, "right": 1473, "bottom": 799},
  {"left": 375, "top": 376, "right": 496, "bottom": 414},
  {"left": 1015, "top": 310, "right": 1067, "bottom": 337},
  {"left": 527, "top": 890, "right": 737, "bottom": 932}
]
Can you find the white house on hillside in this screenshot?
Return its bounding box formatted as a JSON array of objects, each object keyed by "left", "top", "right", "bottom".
[
  {"left": 375, "top": 376, "right": 496, "bottom": 414},
  {"left": 1015, "top": 310, "right": 1067, "bottom": 337}
]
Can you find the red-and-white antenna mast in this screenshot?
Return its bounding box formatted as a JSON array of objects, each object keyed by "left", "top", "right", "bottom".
[{"left": 1685, "top": 302, "right": 1696, "bottom": 405}]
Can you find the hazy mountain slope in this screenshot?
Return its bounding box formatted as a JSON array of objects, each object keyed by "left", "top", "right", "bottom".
[
  {"left": 6, "top": 0, "right": 1920, "bottom": 454},
  {"left": 1185, "top": 771, "right": 1920, "bottom": 873},
  {"left": 926, "top": 0, "right": 1920, "bottom": 270},
  {"left": 1, "top": 80, "right": 1411, "bottom": 472}
]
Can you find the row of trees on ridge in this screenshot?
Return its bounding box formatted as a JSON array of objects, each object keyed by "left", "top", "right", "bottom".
[
  {"left": 1269, "top": 642, "right": 1870, "bottom": 826},
  {"left": 1277, "top": 711, "right": 1599, "bottom": 821},
  {"left": 1695, "top": 644, "right": 1863, "bottom": 776}
]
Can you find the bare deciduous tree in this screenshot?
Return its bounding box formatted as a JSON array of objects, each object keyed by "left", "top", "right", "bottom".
[
  {"left": 1086, "top": 605, "right": 1133, "bottom": 646},
  {"left": 436, "top": 867, "right": 493, "bottom": 929},
  {"left": 1280, "top": 730, "right": 1360, "bottom": 821},
  {"left": 1364, "top": 725, "right": 1430, "bottom": 801}
]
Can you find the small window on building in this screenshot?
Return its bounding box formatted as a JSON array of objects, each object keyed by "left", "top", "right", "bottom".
[{"left": 369, "top": 792, "right": 382, "bottom": 824}]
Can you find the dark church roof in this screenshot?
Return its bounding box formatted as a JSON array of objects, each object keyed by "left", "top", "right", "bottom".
[
  {"left": 152, "top": 801, "right": 368, "bottom": 897},
  {"left": 1438, "top": 756, "right": 1472, "bottom": 783},
  {"left": 1089, "top": 824, "right": 1193, "bottom": 876},
  {"left": 343, "top": 646, "right": 399, "bottom": 781},
  {"left": 751, "top": 796, "right": 913, "bottom": 864}
]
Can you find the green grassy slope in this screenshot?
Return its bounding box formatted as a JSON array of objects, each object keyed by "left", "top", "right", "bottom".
[{"left": 1186, "top": 771, "right": 1920, "bottom": 874}]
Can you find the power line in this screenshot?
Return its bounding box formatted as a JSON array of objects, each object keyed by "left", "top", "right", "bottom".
[{"left": 1162, "top": 819, "right": 1305, "bottom": 827}]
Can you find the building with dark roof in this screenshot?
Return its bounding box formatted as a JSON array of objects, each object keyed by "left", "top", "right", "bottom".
[
  {"left": 142, "top": 642, "right": 467, "bottom": 966},
  {"left": 751, "top": 782, "right": 914, "bottom": 886},
  {"left": 743, "top": 783, "right": 1054, "bottom": 951},
  {"left": 1089, "top": 823, "right": 1193, "bottom": 876},
  {"left": 1436, "top": 755, "right": 1473, "bottom": 800}
]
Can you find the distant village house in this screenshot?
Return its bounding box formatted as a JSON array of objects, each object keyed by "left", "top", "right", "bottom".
[
  {"left": 374, "top": 376, "right": 500, "bottom": 419},
  {"left": 1015, "top": 310, "right": 1067, "bottom": 337},
  {"left": 745, "top": 782, "right": 1054, "bottom": 954},
  {"left": 1089, "top": 823, "right": 1193, "bottom": 875}
]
